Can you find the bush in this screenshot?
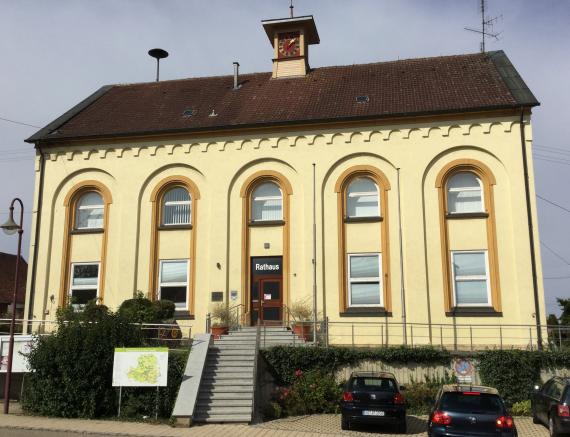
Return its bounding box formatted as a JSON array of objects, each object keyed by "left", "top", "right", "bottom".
[
  {"left": 511, "top": 400, "right": 532, "bottom": 416},
  {"left": 477, "top": 350, "right": 542, "bottom": 406},
  {"left": 22, "top": 300, "right": 188, "bottom": 419},
  {"left": 404, "top": 373, "right": 456, "bottom": 414},
  {"left": 274, "top": 370, "right": 342, "bottom": 416},
  {"left": 262, "top": 345, "right": 451, "bottom": 384}
]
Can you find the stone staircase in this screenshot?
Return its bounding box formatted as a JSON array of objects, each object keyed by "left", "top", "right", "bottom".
[{"left": 193, "top": 326, "right": 305, "bottom": 423}]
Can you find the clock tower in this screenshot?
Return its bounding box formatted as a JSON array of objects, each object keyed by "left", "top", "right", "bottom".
[{"left": 262, "top": 15, "right": 320, "bottom": 78}]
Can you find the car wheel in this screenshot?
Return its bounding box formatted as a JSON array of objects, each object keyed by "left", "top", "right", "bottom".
[
  {"left": 397, "top": 419, "right": 407, "bottom": 434},
  {"left": 532, "top": 407, "right": 541, "bottom": 424},
  {"left": 549, "top": 415, "right": 559, "bottom": 437},
  {"left": 341, "top": 415, "right": 350, "bottom": 431}
]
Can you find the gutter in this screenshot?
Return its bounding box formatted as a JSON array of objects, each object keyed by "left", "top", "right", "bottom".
[
  {"left": 519, "top": 107, "right": 543, "bottom": 350},
  {"left": 27, "top": 143, "right": 45, "bottom": 327}
]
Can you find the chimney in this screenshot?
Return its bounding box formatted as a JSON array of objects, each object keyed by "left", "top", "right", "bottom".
[{"left": 233, "top": 62, "right": 240, "bottom": 90}]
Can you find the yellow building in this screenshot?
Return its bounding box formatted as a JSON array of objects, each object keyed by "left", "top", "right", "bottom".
[{"left": 24, "top": 14, "right": 545, "bottom": 348}]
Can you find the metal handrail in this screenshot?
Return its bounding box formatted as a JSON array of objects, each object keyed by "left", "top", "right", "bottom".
[
  {"left": 251, "top": 322, "right": 261, "bottom": 423},
  {"left": 228, "top": 303, "right": 245, "bottom": 330}
]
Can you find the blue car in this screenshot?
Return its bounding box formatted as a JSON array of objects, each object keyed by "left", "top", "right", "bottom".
[{"left": 428, "top": 385, "right": 517, "bottom": 436}]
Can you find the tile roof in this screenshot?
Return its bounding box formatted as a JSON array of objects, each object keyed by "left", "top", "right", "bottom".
[
  {"left": 27, "top": 50, "right": 538, "bottom": 143},
  {"left": 0, "top": 253, "right": 27, "bottom": 306}
]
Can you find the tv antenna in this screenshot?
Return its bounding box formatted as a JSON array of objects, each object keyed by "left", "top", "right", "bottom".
[
  {"left": 148, "top": 48, "right": 169, "bottom": 82},
  {"left": 465, "top": 0, "right": 502, "bottom": 52},
  {"left": 289, "top": 0, "right": 294, "bottom": 18}
]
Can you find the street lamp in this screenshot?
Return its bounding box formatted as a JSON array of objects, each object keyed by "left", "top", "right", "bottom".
[{"left": 1, "top": 198, "right": 24, "bottom": 414}]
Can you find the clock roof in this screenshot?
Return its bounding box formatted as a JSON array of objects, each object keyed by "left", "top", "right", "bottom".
[{"left": 262, "top": 15, "right": 320, "bottom": 46}]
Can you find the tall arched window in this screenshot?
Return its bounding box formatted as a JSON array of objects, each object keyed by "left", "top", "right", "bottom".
[
  {"left": 75, "top": 191, "right": 104, "bottom": 230},
  {"left": 447, "top": 172, "right": 483, "bottom": 214},
  {"left": 335, "top": 166, "right": 392, "bottom": 314},
  {"left": 436, "top": 160, "right": 501, "bottom": 315},
  {"left": 162, "top": 186, "right": 191, "bottom": 225},
  {"left": 251, "top": 182, "right": 283, "bottom": 222},
  {"left": 346, "top": 177, "right": 380, "bottom": 218}
]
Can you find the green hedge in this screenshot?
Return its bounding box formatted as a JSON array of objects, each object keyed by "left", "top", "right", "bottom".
[
  {"left": 22, "top": 301, "right": 188, "bottom": 419},
  {"left": 262, "top": 345, "right": 451, "bottom": 384}
]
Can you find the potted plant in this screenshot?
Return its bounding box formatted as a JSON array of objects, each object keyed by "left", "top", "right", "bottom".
[
  {"left": 210, "top": 303, "right": 231, "bottom": 339},
  {"left": 289, "top": 299, "right": 313, "bottom": 341}
]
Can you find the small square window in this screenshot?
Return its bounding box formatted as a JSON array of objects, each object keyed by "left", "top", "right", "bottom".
[
  {"left": 69, "top": 262, "right": 100, "bottom": 309},
  {"left": 451, "top": 251, "right": 490, "bottom": 306},
  {"left": 347, "top": 253, "right": 382, "bottom": 307},
  {"left": 159, "top": 260, "right": 189, "bottom": 309}
]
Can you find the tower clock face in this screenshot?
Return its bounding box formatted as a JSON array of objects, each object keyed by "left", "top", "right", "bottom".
[{"left": 277, "top": 32, "right": 301, "bottom": 58}]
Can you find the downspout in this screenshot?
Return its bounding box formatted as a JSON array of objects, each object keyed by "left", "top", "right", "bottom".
[
  {"left": 397, "top": 168, "right": 407, "bottom": 345},
  {"left": 27, "top": 142, "right": 45, "bottom": 330},
  {"left": 519, "top": 107, "right": 543, "bottom": 350}
]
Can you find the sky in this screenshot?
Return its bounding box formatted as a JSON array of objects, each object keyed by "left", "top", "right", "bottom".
[{"left": 0, "top": 0, "right": 569, "bottom": 316}]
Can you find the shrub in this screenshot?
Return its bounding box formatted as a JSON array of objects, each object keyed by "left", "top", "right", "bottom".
[
  {"left": 275, "top": 370, "right": 342, "bottom": 416},
  {"left": 477, "top": 350, "right": 542, "bottom": 405},
  {"left": 404, "top": 373, "right": 456, "bottom": 414},
  {"left": 22, "top": 301, "right": 188, "bottom": 419},
  {"left": 262, "top": 345, "right": 451, "bottom": 384},
  {"left": 511, "top": 400, "right": 532, "bottom": 416}
]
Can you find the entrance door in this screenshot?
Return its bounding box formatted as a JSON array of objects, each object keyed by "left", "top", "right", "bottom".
[{"left": 250, "top": 257, "right": 283, "bottom": 325}]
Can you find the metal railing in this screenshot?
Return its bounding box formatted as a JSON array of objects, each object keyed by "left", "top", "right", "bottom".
[
  {"left": 319, "top": 320, "right": 569, "bottom": 351},
  {"left": 0, "top": 318, "right": 193, "bottom": 349}
]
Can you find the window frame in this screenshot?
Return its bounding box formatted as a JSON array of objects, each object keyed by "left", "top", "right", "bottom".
[
  {"left": 158, "top": 259, "right": 189, "bottom": 310},
  {"left": 161, "top": 186, "right": 192, "bottom": 226},
  {"left": 250, "top": 181, "right": 283, "bottom": 222},
  {"left": 347, "top": 252, "right": 383, "bottom": 308},
  {"left": 450, "top": 250, "right": 491, "bottom": 308},
  {"left": 446, "top": 171, "right": 485, "bottom": 215},
  {"left": 69, "top": 261, "right": 101, "bottom": 309},
  {"left": 74, "top": 191, "right": 104, "bottom": 230},
  {"left": 346, "top": 177, "right": 380, "bottom": 219}
]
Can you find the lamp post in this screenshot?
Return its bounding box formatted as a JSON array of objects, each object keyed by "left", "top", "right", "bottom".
[{"left": 1, "top": 198, "right": 24, "bottom": 414}]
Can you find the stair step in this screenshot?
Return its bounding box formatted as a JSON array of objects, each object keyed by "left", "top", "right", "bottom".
[
  {"left": 198, "top": 392, "right": 253, "bottom": 400},
  {"left": 196, "top": 398, "right": 252, "bottom": 408},
  {"left": 195, "top": 406, "right": 252, "bottom": 415},
  {"left": 209, "top": 348, "right": 255, "bottom": 354},
  {"left": 203, "top": 372, "right": 253, "bottom": 379},
  {"left": 192, "top": 413, "right": 251, "bottom": 423},
  {"left": 201, "top": 378, "right": 253, "bottom": 386},
  {"left": 199, "top": 385, "right": 254, "bottom": 393},
  {"left": 206, "top": 355, "right": 254, "bottom": 367}
]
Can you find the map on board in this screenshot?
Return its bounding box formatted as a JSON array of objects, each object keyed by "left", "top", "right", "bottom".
[{"left": 112, "top": 348, "right": 168, "bottom": 387}]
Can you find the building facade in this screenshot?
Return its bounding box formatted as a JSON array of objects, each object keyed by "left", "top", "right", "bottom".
[{"left": 24, "top": 15, "right": 545, "bottom": 347}]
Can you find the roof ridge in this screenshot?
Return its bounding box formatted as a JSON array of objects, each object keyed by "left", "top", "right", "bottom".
[{"left": 109, "top": 51, "right": 488, "bottom": 88}]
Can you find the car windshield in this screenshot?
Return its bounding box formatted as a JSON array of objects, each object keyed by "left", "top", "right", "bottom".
[
  {"left": 440, "top": 392, "right": 503, "bottom": 414},
  {"left": 351, "top": 377, "right": 396, "bottom": 392}
]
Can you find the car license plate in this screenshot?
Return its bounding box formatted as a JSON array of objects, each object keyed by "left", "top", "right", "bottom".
[{"left": 362, "top": 410, "right": 385, "bottom": 416}]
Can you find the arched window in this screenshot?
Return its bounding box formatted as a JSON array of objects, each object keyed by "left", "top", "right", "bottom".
[
  {"left": 162, "top": 187, "right": 191, "bottom": 225},
  {"left": 75, "top": 191, "right": 104, "bottom": 229},
  {"left": 251, "top": 182, "right": 282, "bottom": 222},
  {"left": 346, "top": 177, "right": 379, "bottom": 218},
  {"left": 447, "top": 172, "right": 483, "bottom": 214}
]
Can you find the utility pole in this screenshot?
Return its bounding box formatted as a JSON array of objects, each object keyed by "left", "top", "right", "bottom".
[{"left": 465, "top": 0, "right": 501, "bottom": 53}]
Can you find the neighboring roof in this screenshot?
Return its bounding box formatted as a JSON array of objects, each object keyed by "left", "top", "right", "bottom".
[
  {"left": 442, "top": 385, "right": 500, "bottom": 395},
  {"left": 0, "top": 252, "right": 27, "bottom": 306},
  {"left": 26, "top": 50, "right": 539, "bottom": 144}
]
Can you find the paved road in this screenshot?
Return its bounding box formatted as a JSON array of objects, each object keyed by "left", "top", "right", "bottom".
[{"left": 0, "top": 413, "right": 550, "bottom": 436}]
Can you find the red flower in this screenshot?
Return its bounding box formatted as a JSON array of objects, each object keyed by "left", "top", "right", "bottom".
[{"left": 295, "top": 369, "right": 303, "bottom": 378}]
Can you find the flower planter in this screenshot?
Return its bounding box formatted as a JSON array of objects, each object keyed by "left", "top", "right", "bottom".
[
  {"left": 292, "top": 322, "right": 312, "bottom": 341},
  {"left": 211, "top": 326, "right": 229, "bottom": 339}
]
